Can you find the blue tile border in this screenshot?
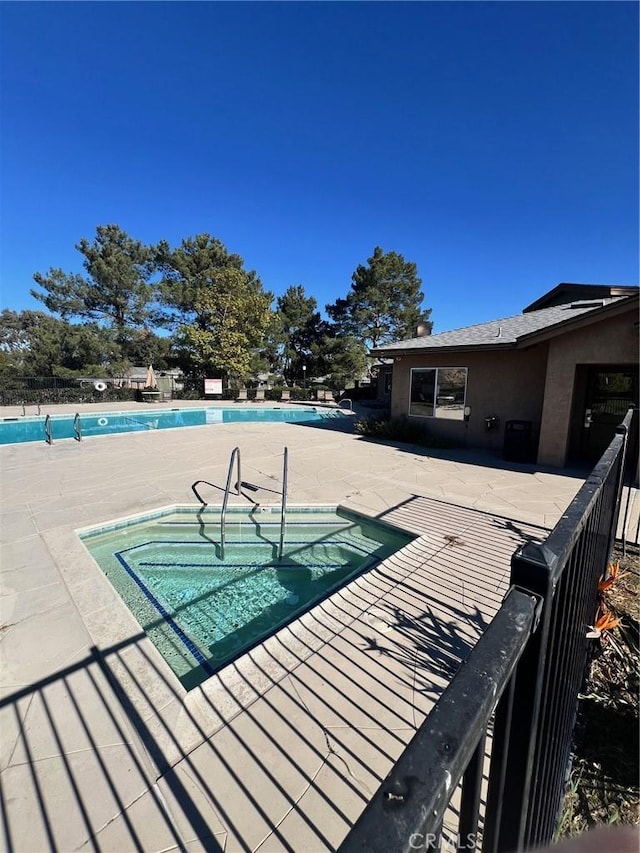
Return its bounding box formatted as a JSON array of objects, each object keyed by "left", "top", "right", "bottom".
[
  {"left": 139, "top": 561, "right": 347, "bottom": 570},
  {"left": 114, "top": 551, "right": 214, "bottom": 676}
]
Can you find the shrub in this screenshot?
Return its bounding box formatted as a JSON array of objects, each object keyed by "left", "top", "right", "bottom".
[
  {"left": 0, "top": 386, "right": 136, "bottom": 406},
  {"left": 354, "top": 415, "right": 458, "bottom": 448},
  {"left": 346, "top": 384, "right": 378, "bottom": 401}
]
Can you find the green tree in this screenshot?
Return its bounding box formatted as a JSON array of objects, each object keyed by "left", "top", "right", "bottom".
[
  {"left": 171, "top": 267, "right": 272, "bottom": 383},
  {"left": 259, "top": 312, "right": 287, "bottom": 381},
  {"left": 156, "top": 235, "right": 272, "bottom": 382},
  {"left": 31, "top": 224, "right": 154, "bottom": 358},
  {"left": 156, "top": 234, "right": 257, "bottom": 329},
  {"left": 0, "top": 310, "right": 118, "bottom": 376},
  {"left": 120, "top": 328, "right": 171, "bottom": 371},
  {"left": 317, "top": 334, "right": 368, "bottom": 392},
  {"left": 270, "top": 285, "right": 329, "bottom": 385},
  {"left": 327, "top": 246, "right": 431, "bottom": 349}
]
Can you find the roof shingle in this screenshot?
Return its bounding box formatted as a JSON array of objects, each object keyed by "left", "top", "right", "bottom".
[{"left": 372, "top": 297, "right": 633, "bottom": 354}]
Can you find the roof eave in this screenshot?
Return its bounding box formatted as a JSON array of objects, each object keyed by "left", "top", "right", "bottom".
[
  {"left": 370, "top": 341, "right": 518, "bottom": 357},
  {"left": 516, "top": 294, "right": 640, "bottom": 347},
  {"left": 523, "top": 283, "right": 639, "bottom": 313}
]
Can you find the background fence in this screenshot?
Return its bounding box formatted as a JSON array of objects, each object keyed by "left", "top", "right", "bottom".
[
  {"left": 341, "top": 407, "right": 635, "bottom": 853},
  {"left": 0, "top": 376, "right": 329, "bottom": 406},
  {"left": 0, "top": 376, "right": 136, "bottom": 406}
]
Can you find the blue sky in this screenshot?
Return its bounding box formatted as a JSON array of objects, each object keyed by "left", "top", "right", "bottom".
[{"left": 1, "top": 1, "right": 638, "bottom": 333}]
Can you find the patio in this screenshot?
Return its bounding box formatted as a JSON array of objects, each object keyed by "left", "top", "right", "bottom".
[{"left": 0, "top": 403, "right": 586, "bottom": 851}]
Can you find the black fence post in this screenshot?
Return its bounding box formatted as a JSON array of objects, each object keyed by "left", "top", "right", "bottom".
[
  {"left": 485, "top": 417, "right": 631, "bottom": 852},
  {"left": 483, "top": 545, "right": 556, "bottom": 853},
  {"left": 608, "top": 409, "right": 632, "bottom": 560}
]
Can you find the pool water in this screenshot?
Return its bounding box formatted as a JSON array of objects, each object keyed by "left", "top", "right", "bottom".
[
  {"left": 81, "top": 506, "right": 414, "bottom": 690},
  {"left": 0, "top": 406, "right": 346, "bottom": 445}
]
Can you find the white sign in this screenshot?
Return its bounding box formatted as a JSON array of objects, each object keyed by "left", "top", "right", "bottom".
[{"left": 204, "top": 378, "right": 222, "bottom": 395}]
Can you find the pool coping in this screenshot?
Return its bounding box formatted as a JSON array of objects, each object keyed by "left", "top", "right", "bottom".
[
  {"left": 75, "top": 501, "right": 414, "bottom": 539},
  {"left": 1, "top": 404, "right": 322, "bottom": 424},
  {"left": 78, "top": 502, "right": 419, "bottom": 689},
  {"left": 0, "top": 404, "right": 352, "bottom": 447},
  {"left": 40, "top": 499, "right": 427, "bottom": 772}
]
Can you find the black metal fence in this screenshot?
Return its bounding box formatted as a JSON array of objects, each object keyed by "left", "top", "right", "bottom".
[
  {"left": 340, "top": 407, "right": 635, "bottom": 853},
  {"left": 0, "top": 376, "right": 322, "bottom": 406},
  {"left": 0, "top": 376, "right": 136, "bottom": 406}
]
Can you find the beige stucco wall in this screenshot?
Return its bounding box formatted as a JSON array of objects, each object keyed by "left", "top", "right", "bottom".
[
  {"left": 390, "top": 344, "right": 549, "bottom": 455},
  {"left": 537, "top": 309, "right": 639, "bottom": 467},
  {"left": 389, "top": 305, "right": 638, "bottom": 468}
]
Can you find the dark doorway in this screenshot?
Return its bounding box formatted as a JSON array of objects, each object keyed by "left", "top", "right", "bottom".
[{"left": 569, "top": 366, "right": 638, "bottom": 464}]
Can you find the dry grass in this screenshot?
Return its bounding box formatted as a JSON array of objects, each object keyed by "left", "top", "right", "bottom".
[{"left": 558, "top": 544, "right": 639, "bottom": 837}]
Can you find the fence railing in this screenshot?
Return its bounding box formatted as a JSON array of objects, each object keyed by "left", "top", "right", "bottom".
[
  {"left": 0, "top": 377, "right": 137, "bottom": 407},
  {"left": 340, "top": 407, "right": 635, "bottom": 853},
  {"left": 0, "top": 377, "right": 323, "bottom": 406}
]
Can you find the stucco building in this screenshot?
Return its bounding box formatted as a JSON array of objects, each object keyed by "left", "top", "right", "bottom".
[{"left": 372, "top": 283, "right": 639, "bottom": 468}]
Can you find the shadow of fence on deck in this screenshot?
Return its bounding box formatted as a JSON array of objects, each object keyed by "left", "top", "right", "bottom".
[
  {"left": 1, "top": 565, "right": 466, "bottom": 852},
  {"left": 0, "top": 632, "right": 222, "bottom": 852},
  {"left": 5, "top": 404, "right": 629, "bottom": 853}
]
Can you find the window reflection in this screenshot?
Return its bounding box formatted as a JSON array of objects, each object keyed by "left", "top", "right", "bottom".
[{"left": 409, "top": 368, "right": 467, "bottom": 419}]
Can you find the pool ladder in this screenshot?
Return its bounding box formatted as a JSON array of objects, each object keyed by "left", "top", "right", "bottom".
[
  {"left": 43, "top": 413, "right": 83, "bottom": 444},
  {"left": 44, "top": 415, "right": 53, "bottom": 445},
  {"left": 193, "top": 446, "right": 289, "bottom": 561}
]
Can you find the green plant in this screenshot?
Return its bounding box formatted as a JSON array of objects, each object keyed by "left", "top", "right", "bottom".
[
  {"left": 354, "top": 415, "right": 458, "bottom": 448},
  {"left": 558, "top": 545, "right": 639, "bottom": 838}
]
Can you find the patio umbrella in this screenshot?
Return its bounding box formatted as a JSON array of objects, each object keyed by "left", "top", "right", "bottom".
[{"left": 145, "top": 364, "right": 157, "bottom": 389}]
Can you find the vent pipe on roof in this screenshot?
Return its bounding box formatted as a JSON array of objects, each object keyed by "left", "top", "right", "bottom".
[
  {"left": 416, "top": 324, "right": 430, "bottom": 337},
  {"left": 569, "top": 299, "right": 606, "bottom": 309},
  {"left": 496, "top": 326, "right": 502, "bottom": 338}
]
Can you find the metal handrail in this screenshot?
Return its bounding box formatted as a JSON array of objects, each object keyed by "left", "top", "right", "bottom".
[
  {"left": 338, "top": 397, "right": 353, "bottom": 412},
  {"left": 73, "top": 412, "right": 82, "bottom": 441},
  {"left": 278, "top": 447, "right": 289, "bottom": 560},
  {"left": 220, "top": 447, "right": 242, "bottom": 559},
  {"left": 200, "top": 445, "right": 289, "bottom": 560},
  {"left": 191, "top": 480, "right": 217, "bottom": 506},
  {"left": 44, "top": 414, "right": 53, "bottom": 444}
]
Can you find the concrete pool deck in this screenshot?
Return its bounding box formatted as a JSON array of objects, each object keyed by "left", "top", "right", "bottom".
[{"left": 1, "top": 402, "right": 587, "bottom": 851}]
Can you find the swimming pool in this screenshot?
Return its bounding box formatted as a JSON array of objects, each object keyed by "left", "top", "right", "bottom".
[
  {"left": 80, "top": 505, "right": 414, "bottom": 690},
  {"left": 0, "top": 406, "right": 346, "bottom": 445}
]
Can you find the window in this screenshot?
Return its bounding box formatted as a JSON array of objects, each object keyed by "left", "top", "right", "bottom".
[
  {"left": 384, "top": 372, "right": 392, "bottom": 394},
  {"left": 409, "top": 367, "right": 467, "bottom": 420}
]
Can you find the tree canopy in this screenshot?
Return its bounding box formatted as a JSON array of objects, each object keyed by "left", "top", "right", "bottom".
[
  {"left": 0, "top": 310, "right": 118, "bottom": 377},
  {"left": 14, "top": 227, "right": 433, "bottom": 390},
  {"left": 171, "top": 266, "right": 272, "bottom": 382},
  {"left": 32, "top": 224, "right": 154, "bottom": 338},
  {"left": 155, "top": 235, "right": 273, "bottom": 382},
  {"left": 155, "top": 234, "right": 251, "bottom": 329},
  {"left": 326, "top": 246, "right": 431, "bottom": 349},
  {"left": 319, "top": 334, "right": 368, "bottom": 392},
  {"left": 268, "top": 285, "right": 330, "bottom": 385}
]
